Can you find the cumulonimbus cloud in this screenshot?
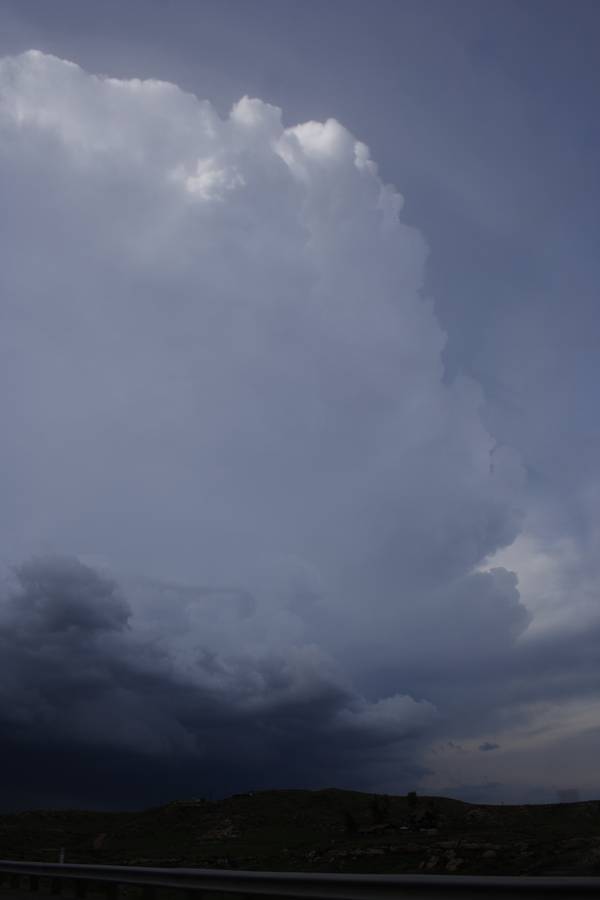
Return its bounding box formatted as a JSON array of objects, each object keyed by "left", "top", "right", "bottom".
[{"left": 0, "top": 50, "right": 536, "bottom": 807}]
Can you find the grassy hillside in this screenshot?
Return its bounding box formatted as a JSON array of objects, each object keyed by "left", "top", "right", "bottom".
[{"left": 2, "top": 789, "right": 600, "bottom": 876}]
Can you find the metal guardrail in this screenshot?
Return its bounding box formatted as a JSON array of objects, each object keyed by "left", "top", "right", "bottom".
[{"left": 1, "top": 860, "right": 600, "bottom": 899}]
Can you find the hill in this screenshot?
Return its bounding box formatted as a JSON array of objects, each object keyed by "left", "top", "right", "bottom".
[{"left": 2, "top": 789, "right": 600, "bottom": 876}]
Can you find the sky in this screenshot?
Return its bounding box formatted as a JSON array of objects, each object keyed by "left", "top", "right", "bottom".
[{"left": 0, "top": 0, "right": 599, "bottom": 810}]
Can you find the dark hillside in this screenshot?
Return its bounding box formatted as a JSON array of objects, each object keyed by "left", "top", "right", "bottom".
[{"left": 2, "top": 789, "right": 600, "bottom": 876}]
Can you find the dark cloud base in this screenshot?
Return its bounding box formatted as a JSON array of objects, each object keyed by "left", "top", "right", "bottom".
[
  {"left": 0, "top": 556, "right": 432, "bottom": 811},
  {"left": 0, "top": 734, "right": 428, "bottom": 813},
  {"left": 0, "top": 554, "right": 597, "bottom": 810}
]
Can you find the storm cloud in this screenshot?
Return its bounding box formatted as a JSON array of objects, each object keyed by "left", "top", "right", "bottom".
[
  {"left": 0, "top": 49, "right": 596, "bottom": 808},
  {"left": 0, "top": 554, "right": 435, "bottom": 808}
]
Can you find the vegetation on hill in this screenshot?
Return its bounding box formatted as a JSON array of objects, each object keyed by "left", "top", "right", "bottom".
[{"left": 2, "top": 789, "right": 600, "bottom": 876}]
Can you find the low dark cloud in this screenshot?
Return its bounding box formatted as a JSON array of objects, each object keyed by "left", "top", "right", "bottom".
[
  {"left": 557, "top": 789, "right": 580, "bottom": 803},
  {"left": 1, "top": 552, "right": 598, "bottom": 809},
  {"left": 0, "top": 556, "right": 435, "bottom": 809}
]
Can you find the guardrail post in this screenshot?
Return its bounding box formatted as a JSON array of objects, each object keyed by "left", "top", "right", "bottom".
[
  {"left": 143, "top": 886, "right": 156, "bottom": 900},
  {"left": 51, "top": 878, "right": 62, "bottom": 895},
  {"left": 104, "top": 882, "right": 118, "bottom": 900},
  {"left": 75, "top": 880, "right": 87, "bottom": 899},
  {"left": 9, "top": 875, "right": 19, "bottom": 890},
  {"left": 29, "top": 876, "right": 39, "bottom": 892}
]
